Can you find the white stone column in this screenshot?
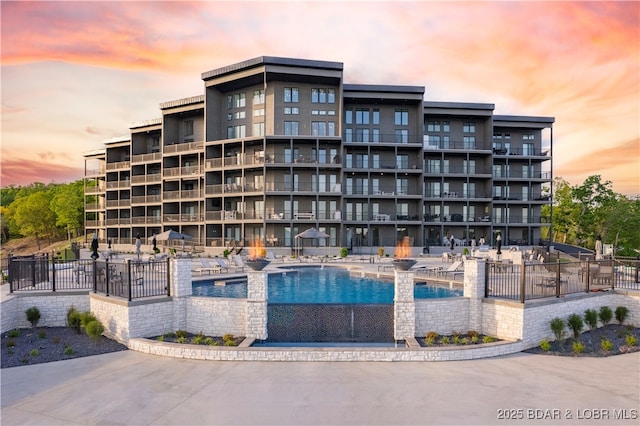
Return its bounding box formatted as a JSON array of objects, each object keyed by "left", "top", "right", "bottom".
[
  {"left": 394, "top": 270, "right": 415, "bottom": 341},
  {"left": 170, "top": 258, "right": 191, "bottom": 331},
  {"left": 464, "top": 259, "right": 485, "bottom": 332},
  {"left": 246, "top": 271, "right": 268, "bottom": 340}
]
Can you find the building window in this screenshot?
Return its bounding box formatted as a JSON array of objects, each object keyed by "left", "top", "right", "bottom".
[
  {"left": 253, "top": 89, "right": 265, "bottom": 105},
  {"left": 372, "top": 109, "right": 380, "bottom": 125},
  {"left": 328, "top": 89, "right": 336, "bottom": 103},
  {"left": 234, "top": 111, "right": 246, "bottom": 119},
  {"left": 443, "top": 121, "right": 450, "bottom": 132},
  {"left": 233, "top": 93, "right": 246, "bottom": 108},
  {"left": 253, "top": 122, "right": 265, "bottom": 137},
  {"left": 345, "top": 128, "right": 353, "bottom": 142},
  {"left": 328, "top": 122, "right": 336, "bottom": 136},
  {"left": 345, "top": 110, "right": 353, "bottom": 124},
  {"left": 284, "top": 121, "right": 299, "bottom": 136},
  {"left": 427, "top": 121, "right": 440, "bottom": 132},
  {"left": 463, "top": 136, "right": 476, "bottom": 149},
  {"left": 394, "top": 129, "right": 408, "bottom": 143},
  {"left": 284, "top": 87, "right": 299, "bottom": 103},
  {"left": 523, "top": 134, "right": 534, "bottom": 140},
  {"left": 372, "top": 129, "right": 380, "bottom": 143},
  {"left": 184, "top": 120, "right": 194, "bottom": 136},
  {"left": 253, "top": 108, "right": 265, "bottom": 117},
  {"left": 227, "top": 113, "right": 233, "bottom": 121},
  {"left": 356, "top": 109, "right": 370, "bottom": 125},
  {"left": 312, "top": 88, "right": 335, "bottom": 103},
  {"left": 284, "top": 107, "right": 299, "bottom": 115},
  {"left": 227, "top": 95, "right": 233, "bottom": 109},
  {"left": 312, "top": 122, "right": 327, "bottom": 136},
  {"left": 463, "top": 122, "right": 475, "bottom": 133},
  {"left": 395, "top": 110, "right": 409, "bottom": 126}
]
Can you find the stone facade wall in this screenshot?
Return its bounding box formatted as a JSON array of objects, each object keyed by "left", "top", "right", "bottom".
[
  {"left": 394, "top": 270, "right": 415, "bottom": 340},
  {"left": 187, "top": 297, "right": 246, "bottom": 336},
  {"left": 246, "top": 271, "right": 268, "bottom": 339},
  {"left": 1, "top": 292, "right": 90, "bottom": 332},
  {"left": 415, "top": 298, "right": 470, "bottom": 335}
]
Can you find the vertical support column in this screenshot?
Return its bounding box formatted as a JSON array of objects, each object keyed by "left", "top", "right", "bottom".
[
  {"left": 246, "top": 271, "right": 268, "bottom": 340},
  {"left": 393, "top": 270, "right": 415, "bottom": 341},
  {"left": 464, "top": 259, "right": 485, "bottom": 332},
  {"left": 170, "top": 258, "right": 191, "bottom": 331}
]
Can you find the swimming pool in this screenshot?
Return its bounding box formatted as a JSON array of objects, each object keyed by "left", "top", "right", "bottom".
[{"left": 192, "top": 267, "right": 462, "bottom": 303}]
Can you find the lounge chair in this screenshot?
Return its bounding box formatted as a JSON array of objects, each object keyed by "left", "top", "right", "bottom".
[
  {"left": 228, "top": 255, "right": 245, "bottom": 272},
  {"left": 266, "top": 252, "right": 283, "bottom": 263},
  {"left": 213, "top": 258, "right": 230, "bottom": 273},
  {"left": 195, "top": 258, "right": 222, "bottom": 276},
  {"left": 438, "top": 261, "right": 464, "bottom": 278}
]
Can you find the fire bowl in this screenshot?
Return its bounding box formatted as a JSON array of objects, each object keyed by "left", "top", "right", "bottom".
[
  {"left": 392, "top": 259, "right": 417, "bottom": 271},
  {"left": 245, "top": 258, "right": 271, "bottom": 271}
]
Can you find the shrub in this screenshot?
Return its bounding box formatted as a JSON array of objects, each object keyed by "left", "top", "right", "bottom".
[
  {"left": 425, "top": 331, "right": 439, "bottom": 340},
  {"left": 482, "top": 336, "right": 496, "bottom": 344},
  {"left": 7, "top": 329, "right": 20, "bottom": 338},
  {"left": 156, "top": 335, "right": 165, "bottom": 342},
  {"left": 209, "top": 339, "right": 221, "bottom": 346},
  {"left": 224, "top": 339, "right": 237, "bottom": 346},
  {"left": 340, "top": 247, "right": 348, "bottom": 258},
  {"left": 600, "top": 338, "right": 613, "bottom": 352},
  {"left": 68, "top": 311, "right": 82, "bottom": 333},
  {"left": 204, "top": 337, "right": 215, "bottom": 345},
  {"left": 615, "top": 306, "right": 629, "bottom": 325},
  {"left": 377, "top": 247, "right": 385, "bottom": 257},
  {"left": 175, "top": 330, "right": 188, "bottom": 338},
  {"left": 79, "top": 311, "right": 98, "bottom": 329},
  {"left": 550, "top": 317, "right": 565, "bottom": 341},
  {"left": 66, "top": 305, "right": 78, "bottom": 326},
  {"left": 470, "top": 335, "right": 479, "bottom": 344},
  {"left": 85, "top": 320, "right": 105, "bottom": 340},
  {"left": 584, "top": 309, "right": 598, "bottom": 330},
  {"left": 462, "top": 247, "right": 469, "bottom": 256},
  {"left": 166, "top": 332, "right": 176, "bottom": 338},
  {"left": 626, "top": 335, "right": 638, "bottom": 347},
  {"left": 222, "top": 333, "right": 235, "bottom": 343},
  {"left": 29, "top": 349, "right": 39, "bottom": 357},
  {"left": 425, "top": 337, "right": 436, "bottom": 346},
  {"left": 439, "top": 336, "right": 450, "bottom": 344},
  {"left": 192, "top": 334, "right": 206, "bottom": 345},
  {"left": 5, "top": 340, "right": 16, "bottom": 348},
  {"left": 460, "top": 337, "right": 469, "bottom": 345},
  {"left": 599, "top": 306, "right": 613, "bottom": 326},
  {"left": 25, "top": 307, "right": 41, "bottom": 327},
  {"left": 539, "top": 339, "right": 552, "bottom": 352},
  {"left": 567, "top": 314, "right": 584, "bottom": 338},
  {"left": 572, "top": 341, "right": 585, "bottom": 354},
  {"left": 467, "top": 330, "right": 479, "bottom": 338},
  {"left": 176, "top": 336, "right": 187, "bottom": 344},
  {"left": 64, "top": 346, "right": 74, "bottom": 355},
  {"left": 38, "top": 330, "right": 47, "bottom": 339},
  {"left": 452, "top": 334, "right": 461, "bottom": 344}
]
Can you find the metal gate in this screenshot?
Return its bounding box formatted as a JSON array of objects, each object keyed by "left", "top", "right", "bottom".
[{"left": 267, "top": 304, "right": 393, "bottom": 343}]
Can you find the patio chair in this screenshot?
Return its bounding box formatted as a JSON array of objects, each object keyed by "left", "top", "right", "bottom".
[
  {"left": 213, "top": 258, "right": 230, "bottom": 273},
  {"left": 266, "top": 252, "right": 283, "bottom": 263},
  {"left": 195, "top": 258, "right": 222, "bottom": 276},
  {"left": 438, "top": 261, "right": 464, "bottom": 279},
  {"left": 229, "top": 255, "right": 245, "bottom": 272}
]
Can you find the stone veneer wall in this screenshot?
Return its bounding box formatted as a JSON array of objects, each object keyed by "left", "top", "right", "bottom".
[
  {"left": 394, "top": 270, "right": 415, "bottom": 340},
  {"left": 1, "top": 292, "right": 90, "bottom": 332},
  {"left": 186, "top": 297, "right": 246, "bottom": 336},
  {"left": 415, "top": 298, "right": 470, "bottom": 335}
]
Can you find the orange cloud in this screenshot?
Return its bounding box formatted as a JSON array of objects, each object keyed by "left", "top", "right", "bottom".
[{"left": 0, "top": 158, "right": 83, "bottom": 187}]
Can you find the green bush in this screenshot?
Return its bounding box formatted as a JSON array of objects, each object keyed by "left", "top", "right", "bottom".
[
  {"left": 175, "top": 330, "right": 188, "bottom": 338},
  {"left": 626, "top": 335, "right": 638, "bottom": 347},
  {"left": 439, "top": 336, "right": 450, "bottom": 344},
  {"left": 25, "top": 307, "right": 41, "bottom": 327},
  {"left": 425, "top": 331, "right": 439, "bottom": 340},
  {"left": 38, "top": 330, "right": 47, "bottom": 339},
  {"left": 156, "top": 335, "right": 165, "bottom": 342},
  {"left": 615, "top": 306, "right": 629, "bottom": 325},
  {"left": 467, "top": 330, "right": 479, "bottom": 338},
  {"left": 66, "top": 305, "right": 78, "bottom": 326},
  {"left": 68, "top": 310, "right": 82, "bottom": 333},
  {"left": 192, "top": 334, "right": 206, "bottom": 345},
  {"left": 572, "top": 341, "right": 585, "bottom": 354},
  {"left": 584, "top": 309, "right": 598, "bottom": 330},
  {"left": 482, "top": 335, "right": 496, "bottom": 344},
  {"left": 599, "top": 306, "right": 613, "bottom": 326},
  {"left": 63, "top": 346, "right": 74, "bottom": 355},
  {"left": 539, "top": 339, "right": 552, "bottom": 352},
  {"left": 176, "top": 336, "right": 187, "bottom": 344},
  {"left": 85, "top": 320, "right": 104, "bottom": 340},
  {"left": 471, "top": 335, "right": 479, "bottom": 344},
  {"left": 567, "top": 314, "right": 584, "bottom": 338},
  {"left": 79, "top": 311, "right": 98, "bottom": 329},
  {"left": 600, "top": 338, "right": 613, "bottom": 352},
  {"left": 7, "top": 329, "right": 20, "bottom": 338},
  {"left": 340, "top": 247, "right": 348, "bottom": 258},
  {"left": 459, "top": 337, "right": 470, "bottom": 345},
  {"left": 29, "top": 349, "right": 39, "bottom": 357},
  {"left": 550, "top": 317, "right": 565, "bottom": 341}
]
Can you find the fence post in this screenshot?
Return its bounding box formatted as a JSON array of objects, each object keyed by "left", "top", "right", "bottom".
[
  {"left": 555, "top": 258, "right": 561, "bottom": 298},
  {"left": 484, "top": 260, "right": 489, "bottom": 298},
  {"left": 519, "top": 260, "right": 526, "bottom": 303},
  {"left": 127, "top": 259, "right": 132, "bottom": 302},
  {"left": 104, "top": 258, "right": 110, "bottom": 296},
  {"left": 610, "top": 260, "right": 615, "bottom": 290},
  {"left": 585, "top": 259, "right": 590, "bottom": 293},
  {"left": 166, "top": 258, "right": 171, "bottom": 297},
  {"left": 51, "top": 252, "right": 56, "bottom": 292},
  {"left": 8, "top": 254, "right": 13, "bottom": 293}
]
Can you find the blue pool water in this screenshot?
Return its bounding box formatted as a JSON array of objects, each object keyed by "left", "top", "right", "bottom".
[{"left": 192, "top": 267, "right": 462, "bottom": 303}]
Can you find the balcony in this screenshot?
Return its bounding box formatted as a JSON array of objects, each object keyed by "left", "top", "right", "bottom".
[
  {"left": 163, "top": 189, "right": 203, "bottom": 200},
  {"left": 106, "top": 180, "right": 130, "bottom": 189},
  {"left": 163, "top": 166, "right": 202, "bottom": 178},
  {"left": 131, "top": 173, "right": 161, "bottom": 184},
  {"left": 163, "top": 140, "right": 203, "bottom": 155},
  {"left": 105, "top": 199, "right": 130, "bottom": 208},
  {"left": 105, "top": 161, "right": 130, "bottom": 171},
  {"left": 131, "top": 216, "right": 161, "bottom": 224},
  {"left": 105, "top": 218, "right": 131, "bottom": 226},
  {"left": 423, "top": 139, "right": 489, "bottom": 151},
  {"left": 85, "top": 186, "right": 105, "bottom": 195},
  {"left": 131, "top": 152, "right": 162, "bottom": 163},
  {"left": 131, "top": 195, "right": 162, "bottom": 204},
  {"left": 163, "top": 213, "right": 204, "bottom": 223}
]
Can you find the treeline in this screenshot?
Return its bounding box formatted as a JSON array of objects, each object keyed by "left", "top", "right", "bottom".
[
  {"left": 1, "top": 181, "right": 84, "bottom": 249},
  {"left": 543, "top": 175, "right": 639, "bottom": 256}
]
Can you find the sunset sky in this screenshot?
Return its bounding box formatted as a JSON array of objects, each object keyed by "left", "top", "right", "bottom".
[{"left": 1, "top": 1, "right": 638, "bottom": 196}]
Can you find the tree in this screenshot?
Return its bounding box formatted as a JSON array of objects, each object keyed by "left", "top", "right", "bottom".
[
  {"left": 50, "top": 180, "right": 85, "bottom": 240},
  {"left": 570, "top": 175, "right": 617, "bottom": 248},
  {"left": 603, "top": 196, "right": 640, "bottom": 256},
  {"left": 13, "top": 191, "right": 57, "bottom": 249},
  {"left": 549, "top": 178, "right": 576, "bottom": 243}
]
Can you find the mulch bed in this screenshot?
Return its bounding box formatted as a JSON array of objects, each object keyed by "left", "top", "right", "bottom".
[
  {"left": 1, "top": 326, "right": 128, "bottom": 369},
  {"left": 524, "top": 324, "right": 640, "bottom": 357},
  {"left": 416, "top": 332, "right": 501, "bottom": 347},
  {"left": 149, "top": 332, "right": 245, "bottom": 346}
]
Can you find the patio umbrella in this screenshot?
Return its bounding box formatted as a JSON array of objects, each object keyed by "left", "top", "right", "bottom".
[
  {"left": 149, "top": 230, "right": 193, "bottom": 242},
  {"left": 595, "top": 235, "right": 603, "bottom": 260},
  {"left": 496, "top": 234, "right": 502, "bottom": 255},
  {"left": 295, "top": 228, "right": 329, "bottom": 257}
]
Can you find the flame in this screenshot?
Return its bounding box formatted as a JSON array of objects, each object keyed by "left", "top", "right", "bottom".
[
  {"left": 395, "top": 236, "right": 411, "bottom": 259},
  {"left": 249, "top": 238, "right": 266, "bottom": 260}
]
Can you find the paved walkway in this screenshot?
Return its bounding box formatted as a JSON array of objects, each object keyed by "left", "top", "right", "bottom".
[{"left": 2, "top": 350, "right": 638, "bottom": 425}]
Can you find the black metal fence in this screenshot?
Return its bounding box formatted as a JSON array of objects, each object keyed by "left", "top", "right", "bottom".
[
  {"left": 486, "top": 259, "right": 640, "bottom": 303},
  {"left": 8, "top": 254, "right": 170, "bottom": 301}
]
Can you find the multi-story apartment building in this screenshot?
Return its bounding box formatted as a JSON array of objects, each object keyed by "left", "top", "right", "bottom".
[{"left": 84, "top": 56, "right": 553, "bottom": 254}]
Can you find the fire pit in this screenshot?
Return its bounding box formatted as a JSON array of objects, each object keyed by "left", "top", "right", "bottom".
[
  {"left": 246, "top": 238, "right": 270, "bottom": 271},
  {"left": 393, "top": 236, "right": 416, "bottom": 270},
  {"left": 392, "top": 258, "right": 417, "bottom": 271}
]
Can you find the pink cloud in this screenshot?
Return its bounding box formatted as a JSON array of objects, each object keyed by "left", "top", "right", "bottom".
[{"left": 1, "top": 158, "right": 83, "bottom": 187}]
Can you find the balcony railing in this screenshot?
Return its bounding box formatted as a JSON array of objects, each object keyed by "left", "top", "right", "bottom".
[
  {"left": 105, "top": 199, "right": 130, "bottom": 208},
  {"left": 163, "top": 141, "right": 203, "bottom": 154},
  {"left": 105, "top": 161, "right": 130, "bottom": 171},
  {"left": 85, "top": 186, "right": 105, "bottom": 194},
  {"left": 162, "top": 189, "right": 203, "bottom": 200},
  {"left": 163, "top": 214, "right": 204, "bottom": 223},
  {"left": 131, "top": 152, "right": 162, "bottom": 163},
  {"left": 106, "top": 180, "right": 130, "bottom": 189},
  {"left": 105, "top": 218, "right": 131, "bottom": 226},
  {"left": 423, "top": 140, "right": 487, "bottom": 150},
  {"left": 131, "top": 216, "right": 161, "bottom": 224},
  {"left": 131, "top": 173, "right": 161, "bottom": 184},
  {"left": 163, "top": 166, "right": 202, "bottom": 178},
  {"left": 85, "top": 202, "right": 104, "bottom": 210}
]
